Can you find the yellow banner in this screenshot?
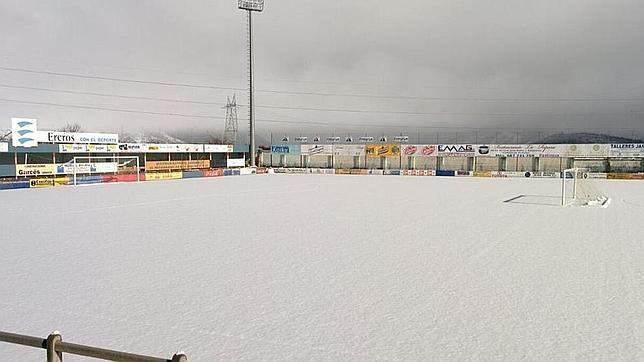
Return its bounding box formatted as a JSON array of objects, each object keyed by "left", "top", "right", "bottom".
[
  {"left": 473, "top": 171, "right": 492, "bottom": 177},
  {"left": 145, "top": 171, "right": 183, "bottom": 180},
  {"left": 365, "top": 144, "right": 401, "bottom": 158},
  {"left": 145, "top": 160, "right": 210, "bottom": 171},
  {"left": 29, "top": 177, "right": 69, "bottom": 188},
  {"left": 16, "top": 164, "right": 57, "bottom": 177}
]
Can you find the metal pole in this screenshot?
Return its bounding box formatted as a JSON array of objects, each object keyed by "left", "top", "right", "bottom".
[{"left": 248, "top": 10, "right": 256, "bottom": 167}]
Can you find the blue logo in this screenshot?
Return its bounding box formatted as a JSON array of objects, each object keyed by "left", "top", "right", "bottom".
[{"left": 12, "top": 118, "right": 38, "bottom": 147}]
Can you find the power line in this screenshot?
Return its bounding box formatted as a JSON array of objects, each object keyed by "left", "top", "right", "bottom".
[
  {"left": 0, "top": 66, "right": 245, "bottom": 91},
  {"left": 0, "top": 97, "right": 640, "bottom": 132},
  {"left": 0, "top": 98, "right": 226, "bottom": 119},
  {"left": 0, "top": 84, "right": 226, "bottom": 106},
  {"left": 2, "top": 82, "right": 643, "bottom": 117},
  {"left": 2, "top": 65, "right": 644, "bottom": 103}
]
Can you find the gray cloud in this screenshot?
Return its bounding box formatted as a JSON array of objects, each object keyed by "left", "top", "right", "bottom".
[{"left": 1, "top": 0, "right": 643, "bottom": 141}]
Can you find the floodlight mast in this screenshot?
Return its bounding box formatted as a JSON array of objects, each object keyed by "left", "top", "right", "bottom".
[{"left": 238, "top": 0, "right": 264, "bottom": 167}]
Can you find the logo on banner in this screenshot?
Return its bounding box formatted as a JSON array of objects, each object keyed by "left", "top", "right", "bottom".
[
  {"left": 11, "top": 118, "right": 38, "bottom": 147},
  {"left": 422, "top": 145, "right": 436, "bottom": 155},
  {"left": 478, "top": 145, "right": 490, "bottom": 155},
  {"left": 403, "top": 145, "right": 417, "bottom": 155},
  {"left": 439, "top": 144, "right": 474, "bottom": 153},
  {"left": 345, "top": 136, "right": 353, "bottom": 143}
]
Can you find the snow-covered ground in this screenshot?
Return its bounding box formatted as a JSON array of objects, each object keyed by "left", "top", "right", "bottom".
[{"left": 1, "top": 175, "right": 643, "bottom": 361}]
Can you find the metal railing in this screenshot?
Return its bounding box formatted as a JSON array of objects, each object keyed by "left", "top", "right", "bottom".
[{"left": 0, "top": 330, "right": 187, "bottom": 362}]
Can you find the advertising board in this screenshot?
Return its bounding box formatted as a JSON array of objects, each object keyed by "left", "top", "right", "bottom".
[
  {"left": 29, "top": 177, "right": 69, "bottom": 188},
  {"left": 332, "top": 145, "right": 365, "bottom": 157},
  {"left": 437, "top": 144, "right": 475, "bottom": 157},
  {"left": 35, "top": 131, "right": 118, "bottom": 144},
  {"left": 401, "top": 144, "right": 437, "bottom": 157},
  {"left": 301, "top": 144, "right": 333, "bottom": 156},
  {"left": 56, "top": 163, "right": 118, "bottom": 175},
  {"left": 204, "top": 144, "right": 234, "bottom": 153},
  {"left": 203, "top": 169, "right": 224, "bottom": 177},
  {"left": 16, "top": 164, "right": 57, "bottom": 177},
  {"left": 271, "top": 145, "right": 300, "bottom": 154},
  {"left": 609, "top": 144, "right": 644, "bottom": 158},
  {"left": 562, "top": 144, "right": 609, "bottom": 158},
  {"left": 227, "top": 158, "right": 246, "bottom": 167},
  {"left": 0, "top": 142, "right": 7, "bottom": 152},
  {"left": 476, "top": 144, "right": 563, "bottom": 158},
  {"left": 145, "top": 172, "right": 182, "bottom": 180},
  {"left": 145, "top": 160, "right": 210, "bottom": 171},
  {"left": 365, "top": 144, "right": 400, "bottom": 158},
  {"left": 118, "top": 143, "right": 146, "bottom": 153}
]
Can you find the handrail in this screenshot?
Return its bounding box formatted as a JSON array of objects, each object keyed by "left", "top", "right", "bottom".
[{"left": 0, "top": 330, "right": 187, "bottom": 362}]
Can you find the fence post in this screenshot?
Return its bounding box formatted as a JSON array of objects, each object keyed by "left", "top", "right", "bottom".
[
  {"left": 172, "top": 351, "right": 188, "bottom": 362},
  {"left": 46, "top": 331, "right": 63, "bottom": 362}
]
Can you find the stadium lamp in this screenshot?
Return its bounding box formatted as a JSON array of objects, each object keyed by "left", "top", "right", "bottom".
[{"left": 238, "top": 0, "right": 264, "bottom": 166}]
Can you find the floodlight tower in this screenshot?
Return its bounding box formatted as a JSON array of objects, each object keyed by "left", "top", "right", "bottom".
[{"left": 238, "top": 0, "right": 264, "bottom": 167}]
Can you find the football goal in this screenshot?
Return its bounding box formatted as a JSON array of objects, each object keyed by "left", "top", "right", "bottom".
[
  {"left": 64, "top": 156, "right": 141, "bottom": 185},
  {"left": 561, "top": 168, "right": 610, "bottom": 207}
]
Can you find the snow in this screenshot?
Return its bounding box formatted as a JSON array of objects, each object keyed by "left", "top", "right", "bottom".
[{"left": 1, "top": 175, "right": 643, "bottom": 361}]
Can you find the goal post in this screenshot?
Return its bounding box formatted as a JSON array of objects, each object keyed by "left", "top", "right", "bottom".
[
  {"left": 561, "top": 168, "right": 609, "bottom": 207},
  {"left": 68, "top": 156, "right": 140, "bottom": 186}
]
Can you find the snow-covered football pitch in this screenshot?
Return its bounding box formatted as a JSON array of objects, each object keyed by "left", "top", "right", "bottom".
[{"left": 1, "top": 174, "right": 643, "bottom": 361}]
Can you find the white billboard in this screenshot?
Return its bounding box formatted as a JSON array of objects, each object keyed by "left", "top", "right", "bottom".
[
  {"left": 562, "top": 144, "right": 609, "bottom": 158},
  {"left": 35, "top": 131, "right": 118, "bottom": 144},
  {"left": 476, "top": 144, "right": 564, "bottom": 158},
  {"left": 610, "top": 144, "right": 644, "bottom": 157},
  {"left": 333, "top": 145, "right": 365, "bottom": 157},
  {"left": 301, "top": 144, "right": 333, "bottom": 156},
  {"left": 227, "top": 158, "right": 245, "bottom": 167},
  {"left": 437, "top": 144, "right": 476, "bottom": 157},
  {"left": 0, "top": 142, "right": 7, "bottom": 152},
  {"left": 11, "top": 118, "right": 38, "bottom": 147},
  {"left": 204, "top": 144, "right": 234, "bottom": 153},
  {"left": 56, "top": 163, "right": 118, "bottom": 174}
]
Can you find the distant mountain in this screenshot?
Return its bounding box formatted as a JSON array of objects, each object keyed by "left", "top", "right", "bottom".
[
  {"left": 533, "top": 132, "right": 642, "bottom": 144},
  {"left": 120, "top": 132, "right": 186, "bottom": 144}
]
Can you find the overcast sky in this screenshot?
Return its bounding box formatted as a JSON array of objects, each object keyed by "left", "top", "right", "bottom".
[{"left": 1, "top": 0, "right": 643, "bottom": 141}]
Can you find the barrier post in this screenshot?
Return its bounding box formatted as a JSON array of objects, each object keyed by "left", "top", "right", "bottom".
[{"left": 46, "top": 331, "right": 62, "bottom": 362}]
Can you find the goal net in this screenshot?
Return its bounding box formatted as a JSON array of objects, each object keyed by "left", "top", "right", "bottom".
[
  {"left": 561, "top": 168, "right": 609, "bottom": 207},
  {"left": 65, "top": 156, "right": 141, "bottom": 185}
]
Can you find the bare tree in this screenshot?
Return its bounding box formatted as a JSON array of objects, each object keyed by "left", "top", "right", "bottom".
[
  {"left": 206, "top": 133, "right": 224, "bottom": 144},
  {"left": 0, "top": 130, "right": 11, "bottom": 141},
  {"left": 59, "top": 123, "right": 83, "bottom": 133}
]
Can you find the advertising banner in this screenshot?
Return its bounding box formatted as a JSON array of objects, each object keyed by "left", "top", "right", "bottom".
[
  {"left": 88, "top": 144, "right": 118, "bottom": 153},
  {"left": 301, "top": 144, "right": 333, "bottom": 156},
  {"left": 118, "top": 143, "right": 147, "bottom": 153},
  {"left": 332, "top": 145, "right": 365, "bottom": 156},
  {"left": 12, "top": 118, "right": 38, "bottom": 147},
  {"left": 609, "top": 144, "right": 644, "bottom": 158},
  {"left": 271, "top": 144, "right": 300, "bottom": 154},
  {"left": 145, "top": 143, "right": 204, "bottom": 153},
  {"left": 401, "top": 144, "right": 437, "bottom": 157},
  {"left": 59, "top": 144, "right": 88, "bottom": 153},
  {"left": 562, "top": 144, "right": 609, "bottom": 158},
  {"left": 56, "top": 163, "right": 118, "bottom": 175},
  {"left": 227, "top": 158, "right": 246, "bottom": 167},
  {"left": 476, "top": 144, "right": 563, "bottom": 158},
  {"left": 29, "top": 177, "right": 69, "bottom": 188},
  {"left": 0, "top": 142, "right": 7, "bottom": 152},
  {"left": 145, "top": 171, "right": 182, "bottom": 180},
  {"left": 365, "top": 144, "right": 400, "bottom": 158},
  {"left": 203, "top": 169, "right": 224, "bottom": 177},
  {"left": 16, "top": 164, "right": 57, "bottom": 177},
  {"left": 145, "top": 160, "right": 210, "bottom": 171},
  {"left": 437, "top": 144, "right": 475, "bottom": 157},
  {"left": 204, "top": 144, "right": 234, "bottom": 153},
  {"left": 35, "top": 131, "right": 118, "bottom": 144}
]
